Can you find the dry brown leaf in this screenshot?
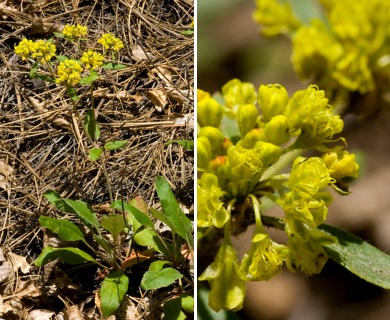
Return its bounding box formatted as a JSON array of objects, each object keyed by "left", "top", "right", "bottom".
[
  {"left": 167, "top": 87, "right": 191, "bottom": 105},
  {"left": 150, "top": 65, "right": 173, "bottom": 84},
  {"left": 14, "top": 280, "right": 41, "bottom": 299},
  {"left": 0, "top": 298, "right": 23, "bottom": 319},
  {"left": 131, "top": 45, "right": 152, "bottom": 62},
  {"left": 115, "top": 296, "right": 140, "bottom": 319},
  {"left": 27, "top": 309, "right": 55, "bottom": 320},
  {"left": 64, "top": 305, "right": 84, "bottom": 320},
  {"left": 0, "top": 160, "right": 14, "bottom": 194},
  {"left": 146, "top": 89, "right": 168, "bottom": 112},
  {"left": 0, "top": 248, "right": 13, "bottom": 285},
  {"left": 8, "top": 252, "right": 31, "bottom": 274}
]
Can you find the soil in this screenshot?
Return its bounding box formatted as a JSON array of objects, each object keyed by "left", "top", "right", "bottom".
[{"left": 0, "top": 0, "right": 194, "bottom": 319}]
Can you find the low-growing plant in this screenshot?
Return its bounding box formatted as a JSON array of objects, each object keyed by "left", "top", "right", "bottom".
[
  {"left": 197, "top": 79, "right": 390, "bottom": 312},
  {"left": 15, "top": 25, "right": 194, "bottom": 318},
  {"left": 36, "top": 175, "right": 194, "bottom": 318}
]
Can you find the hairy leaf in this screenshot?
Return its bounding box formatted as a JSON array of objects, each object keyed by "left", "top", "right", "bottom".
[
  {"left": 155, "top": 176, "right": 193, "bottom": 249},
  {"left": 104, "top": 140, "right": 128, "bottom": 151},
  {"left": 60, "top": 198, "right": 100, "bottom": 232},
  {"left": 100, "top": 270, "right": 129, "bottom": 318},
  {"left": 84, "top": 109, "right": 100, "bottom": 141},
  {"left": 141, "top": 267, "right": 182, "bottom": 290},
  {"left": 34, "top": 246, "right": 97, "bottom": 266},
  {"left": 320, "top": 224, "right": 390, "bottom": 289},
  {"left": 101, "top": 214, "right": 126, "bottom": 238},
  {"left": 88, "top": 147, "right": 103, "bottom": 161},
  {"left": 39, "top": 216, "right": 85, "bottom": 242}
]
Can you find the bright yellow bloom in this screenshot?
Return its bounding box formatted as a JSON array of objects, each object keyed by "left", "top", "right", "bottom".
[
  {"left": 15, "top": 38, "right": 56, "bottom": 62},
  {"left": 14, "top": 38, "right": 36, "bottom": 60},
  {"left": 98, "top": 33, "right": 124, "bottom": 51},
  {"left": 62, "top": 24, "right": 88, "bottom": 39},
  {"left": 32, "top": 39, "right": 56, "bottom": 62},
  {"left": 80, "top": 50, "right": 104, "bottom": 70},
  {"left": 56, "top": 59, "right": 82, "bottom": 86}
]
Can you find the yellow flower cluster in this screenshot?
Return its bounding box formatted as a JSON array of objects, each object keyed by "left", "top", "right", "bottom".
[
  {"left": 81, "top": 50, "right": 104, "bottom": 70},
  {"left": 62, "top": 24, "right": 88, "bottom": 39},
  {"left": 55, "top": 59, "right": 83, "bottom": 86},
  {"left": 14, "top": 38, "right": 56, "bottom": 62},
  {"left": 97, "top": 33, "right": 124, "bottom": 51}
]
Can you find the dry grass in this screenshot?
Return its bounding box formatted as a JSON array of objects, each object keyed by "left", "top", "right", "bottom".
[{"left": 0, "top": 0, "right": 193, "bottom": 318}]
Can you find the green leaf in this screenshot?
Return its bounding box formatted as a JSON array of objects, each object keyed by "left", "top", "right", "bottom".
[
  {"left": 104, "top": 140, "right": 128, "bottom": 151},
  {"left": 101, "top": 214, "right": 126, "bottom": 238},
  {"left": 34, "top": 246, "right": 97, "bottom": 266},
  {"left": 149, "top": 260, "right": 170, "bottom": 271},
  {"left": 88, "top": 147, "right": 103, "bottom": 161},
  {"left": 100, "top": 270, "right": 129, "bottom": 318},
  {"left": 181, "top": 29, "right": 194, "bottom": 36},
  {"left": 80, "top": 70, "right": 100, "bottom": 85},
  {"left": 93, "top": 234, "right": 113, "bottom": 256},
  {"left": 133, "top": 229, "right": 171, "bottom": 255},
  {"left": 44, "top": 190, "right": 62, "bottom": 205},
  {"left": 155, "top": 176, "right": 193, "bottom": 249},
  {"left": 164, "top": 140, "right": 194, "bottom": 150},
  {"left": 56, "top": 55, "right": 68, "bottom": 61},
  {"left": 111, "top": 200, "right": 142, "bottom": 231},
  {"left": 163, "top": 298, "right": 186, "bottom": 320},
  {"left": 102, "top": 62, "right": 127, "bottom": 70},
  {"left": 84, "top": 109, "right": 101, "bottom": 141},
  {"left": 66, "top": 86, "right": 79, "bottom": 102},
  {"left": 141, "top": 267, "right": 182, "bottom": 290},
  {"left": 150, "top": 208, "right": 170, "bottom": 227},
  {"left": 320, "top": 224, "right": 390, "bottom": 289},
  {"left": 180, "top": 293, "right": 194, "bottom": 313},
  {"left": 60, "top": 198, "right": 100, "bottom": 232},
  {"left": 53, "top": 32, "right": 65, "bottom": 38},
  {"left": 29, "top": 62, "right": 39, "bottom": 78},
  {"left": 127, "top": 204, "right": 154, "bottom": 229},
  {"left": 39, "top": 216, "right": 85, "bottom": 242}
]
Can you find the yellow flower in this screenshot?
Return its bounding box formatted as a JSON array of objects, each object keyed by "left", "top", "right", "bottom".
[
  {"left": 32, "top": 39, "right": 56, "bottom": 62},
  {"left": 62, "top": 24, "right": 88, "bottom": 39},
  {"left": 56, "top": 59, "right": 82, "bottom": 86},
  {"left": 97, "top": 33, "right": 124, "bottom": 51},
  {"left": 80, "top": 50, "right": 104, "bottom": 70},
  {"left": 14, "top": 38, "right": 37, "bottom": 60}
]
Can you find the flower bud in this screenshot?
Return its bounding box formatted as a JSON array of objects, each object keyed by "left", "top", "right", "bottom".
[
  {"left": 322, "top": 151, "right": 359, "bottom": 179},
  {"left": 198, "top": 126, "right": 225, "bottom": 157},
  {"left": 243, "top": 128, "right": 266, "bottom": 149},
  {"left": 258, "top": 84, "right": 289, "bottom": 122},
  {"left": 198, "top": 97, "right": 224, "bottom": 128},
  {"left": 236, "top": 104, "right": 259, "bottom": 137},
  {"left": 197, "top": 136, "right": 212, "bottom": 170},
  {"left": 197, "top": 89, "right": 210, "bottom": 102},
  {"left": 264, "top": 114, "right": 290, "bottom": 145},
  {"left": 222, "top": 79, "right": 257, "bottom": 117}
]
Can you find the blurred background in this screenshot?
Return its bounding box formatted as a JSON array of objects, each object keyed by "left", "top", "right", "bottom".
[{"left": 197, "top": 0, "right": 390, "bottom": 319}]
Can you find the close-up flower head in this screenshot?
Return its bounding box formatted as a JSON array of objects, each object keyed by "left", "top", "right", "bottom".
[
  {"left": 62, "top": 24, "right": 88, "bottom": 40},
  {"left": 80, "top": 50, "right": 104, "bottom": 70},
  {"left": 55, "top": 59, "right": 83, "bottom": 86},
  {"left": 97, "top": 33, "right": 124, "bottom": 52}
]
